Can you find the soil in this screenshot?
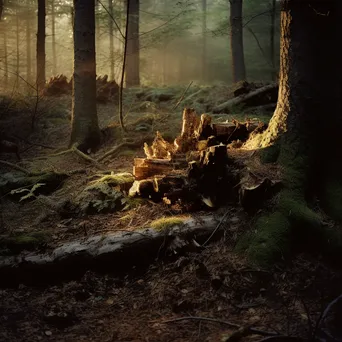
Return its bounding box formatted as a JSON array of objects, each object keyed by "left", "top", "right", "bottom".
[{"left": 1, "top": 86, "right": 338, "bottom": 342}]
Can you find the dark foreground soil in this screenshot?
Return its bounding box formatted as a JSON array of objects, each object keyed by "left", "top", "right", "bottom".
[{"left": 1, "top": 245, "right": 341, "bottom": 342}]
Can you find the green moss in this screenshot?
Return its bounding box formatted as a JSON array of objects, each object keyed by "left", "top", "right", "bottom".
[
  {"left": 236, "top": 212, "right": 291, "bottom": 267},
  {"left": 0, "top": 230, "right": 50, "bottom": 255},
  {"left": 124, "top": 197, "right": 146, "bottom": 209},
  {"left": 150, "top": 216, "right": 189, "bottom": 231},
  {"left": 259, "top": 142, "right": 280, "bottom": 163},
  {"left": 90, "top": 172, "right": 134, "bottom": 186}
]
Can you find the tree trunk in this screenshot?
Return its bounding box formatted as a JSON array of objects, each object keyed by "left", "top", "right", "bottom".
[
  {"left": 269, "top": 0, "right": 276, "bottom": 81},
  {"left": 16, "top": 11, "right": 19, "bottom": 85},
  {"left": 229, "top": 0, "right": 246, "bottom": 83},
  {"left": 70, "top": 0, "right": 101, "bottom": 151},
  {"left": 108, "top": 0, "right": 114, "bottom": 80},
  {"left": 202, "top": 0, "right": 207, "bottom": 82},
  {"left": 36, "top": 0, "right": 46, "bottom": 90},
  {"left": 3, "top": 26, "right": 7, "bottom": 87},
  {"left": 125, "top": 0, "right": 140, "bottom": 87},
  {"left": 51, "top": 0, "right": 57, "bottom": 75},
  {"left": 239, "top": 0, "right": 342, "bottom": 266},
  {"left": 26, "top": 14, "right": 32, "bottom": 83}
]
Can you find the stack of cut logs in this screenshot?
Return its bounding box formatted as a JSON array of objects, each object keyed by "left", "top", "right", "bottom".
[{"left": 129, "top": 108, "right": 268, "bottom": 211}]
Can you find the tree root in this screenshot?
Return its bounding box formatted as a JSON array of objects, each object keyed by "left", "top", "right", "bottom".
[
  {"left": 97, "top": 139, "right": 145, "bottom": 162},
  {"left": 0, "top": 160, "right": 32, "bottom": 175}
]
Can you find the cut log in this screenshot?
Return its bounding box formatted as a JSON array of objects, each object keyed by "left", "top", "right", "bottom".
[
  {"left": 212, "top": 83, "right": 278, "bottom": 114},
  {"left": 0, "top": 215, "right": 226, "bottom": 287},
  {"left": 133, "top": 157, "right": 187, "bottom": 180}
]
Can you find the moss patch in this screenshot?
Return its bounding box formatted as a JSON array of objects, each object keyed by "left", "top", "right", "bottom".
[
  {"left": 150, "top": 216, "right": 189, "bottom": 231},
  {"left": 236, "top": 211, "right": 291, "bottom": 267}
]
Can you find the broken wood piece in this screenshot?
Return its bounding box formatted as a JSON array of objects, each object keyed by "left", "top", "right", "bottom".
[{"left": 212, "top": 83, "right": 278, "bottom": 114}]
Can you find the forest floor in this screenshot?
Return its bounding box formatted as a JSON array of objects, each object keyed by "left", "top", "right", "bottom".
[{"left": 0, "top": 84, "right": 341, "bottom": 341}]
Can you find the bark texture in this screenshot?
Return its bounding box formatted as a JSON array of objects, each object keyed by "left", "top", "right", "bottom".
[
  {"left": 70, "top": 0, "right": 101, "bottom": 151},
  {"left": 229, "top": 0, "right": 246, "bottom": 82},
  {"left": 36, "top": 0, "right": 46, "bottom": 90},
  {"left": 125, "top": 0, "right": 140, "bottom": 87},
  {"left": 239, "top": 0, "right": 342, "bottom": 266}
]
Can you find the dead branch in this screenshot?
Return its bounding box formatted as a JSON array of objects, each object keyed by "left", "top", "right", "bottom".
[
  {"left": 97, "top": 140, "right": 144, "bottom": 162},
  {"left": 212, "top": 83, "right": 278, "bottom": 114},
  {"left": 71, "top": 145, "right": 104, "bottom": 169},
  {"left": 172, "top": 81, "right": 194, "bottom": 110}
]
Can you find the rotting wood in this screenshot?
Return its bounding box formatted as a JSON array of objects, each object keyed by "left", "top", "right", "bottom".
[
  {"left": 0, "top": 215, "right": 226, "bottom": 287},
  {"left": 212, "top": 83, "right": 278, "bottom": 114}
]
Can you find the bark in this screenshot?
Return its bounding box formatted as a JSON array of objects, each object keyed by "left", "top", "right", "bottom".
[
  {"left": 229, "top": 0, "right": 246, "bottom": 82},
  {"left": 36, "top": 0, "right": 46, "bottom": 90},
  {"left": 240, "top": 0, "right": 342, "bottom": 266},
  {"left": 125, "top": 0, "right": 140, "bottom": 87},
  {"left": 70, "top": 0, "right": 101, "bottom": 151},
  {"left": 51, "top": 0, "right": 57, "bottom": 75},
  {"left": 108, "top": 0, "right": 114, "bottom": 80}
]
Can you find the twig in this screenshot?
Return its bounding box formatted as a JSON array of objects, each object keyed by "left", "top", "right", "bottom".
[
  {"left": 172, "top": 81, "right": 193, "bottom": 110},
  {"left": 202, "top": 209, "right": 231, "bottom": 246},
  {"left": 156, "top": 316, "right": 278, "bottom": 337}
]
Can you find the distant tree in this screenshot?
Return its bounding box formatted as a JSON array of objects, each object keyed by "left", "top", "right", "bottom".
[
  {"left": 26, "top": 6, "right": 32, "bottom": 83},
  {"left": 269, "top": 0, "right": 276, "bottom": 80},
  {"left": 37, "top": 0, "right": 46, "bottom": 90},
  {"left": 51, "top": 0, "right": 57, "bottom": 75},
  {"left": 70, "top": 0, "right": 101, "bottom": 151},
  {"left": 125, "top": 0, "right": 140, "bottom": 87},
  {"left": 108, "top": 0, "right": 114, "bottom": 80},
  {"left": 229, "top": 0, "right": 246, "bottom": 82}
]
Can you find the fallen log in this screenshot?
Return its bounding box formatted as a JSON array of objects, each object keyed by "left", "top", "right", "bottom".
[
  {"left": 212, "top": 83, "right": 278, "bottom": 114},
  {"left": 0, "top": 215, "right": 226, "bottom": 287}
]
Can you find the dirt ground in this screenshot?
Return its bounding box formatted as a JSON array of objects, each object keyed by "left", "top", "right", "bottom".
[{"left": 1, "top": 86, "right": 338, "bottom": 342}]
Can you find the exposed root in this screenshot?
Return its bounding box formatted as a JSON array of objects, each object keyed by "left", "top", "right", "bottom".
[
  {"left": 0, "top": 160, "right": 32, "bottom": 175},
  {"left": 97, "top": 139, "right": 144, "bottom": 162}
]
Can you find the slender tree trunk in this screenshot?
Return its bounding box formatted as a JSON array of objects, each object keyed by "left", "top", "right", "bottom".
[
  {"left": 51, "top": 0, "right": 57, "bottom": 75},
  {"left": 26, "top": 14, "right": 32, "bottom": 83},
  {"left": 108, "top": 0, "right": 114, "bottom": 80},
  {"left": 36, "top": 0, "right": 46, "bottom": 90},
  {"left": 95, "top": 0, "right": 100, "bottom": 59},
  {"left": 3, "top": 24, "right": 8, "bottom": 87},
  {"left": 16, "top": 11, "right": 19, "bottom": 85},
  {"left": 70, "top": 0, "right": 101, "bottom": 150},
  {"left": 125, "top": 0, "right": 140, "bottom": 87},
  {"left": 229, "top": 0, "right": 246, "bottom": 82},
  {"left": 0, "top": 0, "right": 3, "bottom": 21},
  {"left": 269, "top": 0, "right": 276, "bottom": 81},
  {"left": 202, "top": 0, "right": 207, "bottom": 82},
  {"left": 241, "top": 0, "right": 341, "bottom": 266}
]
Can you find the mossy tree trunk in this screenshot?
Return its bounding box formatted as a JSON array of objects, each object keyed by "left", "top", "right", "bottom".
[
  {"left": 70, "top": 0, "right": 101, "bottom": 151},
  {"left": 239, "top": 0, "right": 342, "bottom": 266},
  {"left": 125, "top": 0, "right": 140, "bottom": 87},
  {"left": 229, "top": 0, "right": 246, "bottom": 83}
]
